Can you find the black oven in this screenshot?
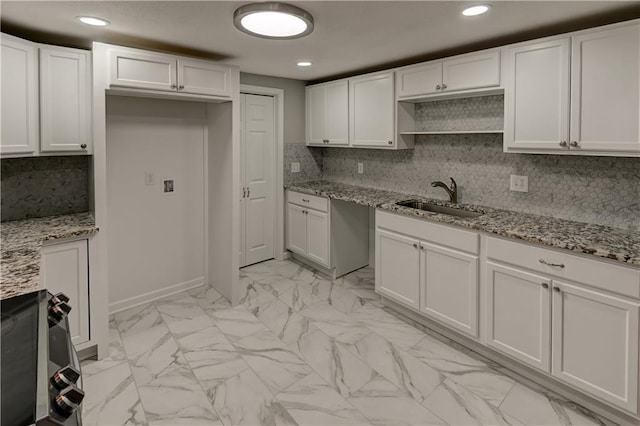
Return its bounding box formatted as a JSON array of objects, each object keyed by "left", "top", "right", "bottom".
[{"left": 1, "top": 290, "right": 84, "bottom": 426}]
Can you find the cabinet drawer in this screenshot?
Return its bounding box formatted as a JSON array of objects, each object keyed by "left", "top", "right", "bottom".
[
  {"left": 376, "top": 210, "right": 479, "bottom": 254},
  {"left": 287, "top": 190, "right": 328, "bottom": 212},
  {"left": 487, "top": 237, "right": 640, "bottom": 299}
]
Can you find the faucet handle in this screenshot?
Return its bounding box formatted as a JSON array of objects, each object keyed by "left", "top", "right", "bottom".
[{"left": 449, "top": 177, "right": 457, "bottom": 190}]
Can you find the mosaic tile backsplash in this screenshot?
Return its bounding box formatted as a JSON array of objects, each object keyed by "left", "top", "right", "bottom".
[
  {"left": 284, "top": 142, "right": 323, "bottom": 186},
  {"left": 1, "top": 156, "right": 90, "bottom": 222},
  {"left": 414, "top": 95, "right": 504, "bottom": 132},
  {"left": 322, "top": 134, "right": 640, "bottom": 231}
]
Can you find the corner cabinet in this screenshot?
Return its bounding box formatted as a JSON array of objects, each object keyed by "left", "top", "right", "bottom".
[
  {"left": 375, "top": 210, "right": 480, "bottom": 338},
  {"left": 1, "top": 33, "right": 92, "bottom": 157},
  {"left": 504, "top": 21, "right": 640, "bottom": 156},
  {"left": 40, "top": 239, "right": 90, "bottom": 346},
  {"left": 109, "top": 48, "right": 231, "bottom": 97}
]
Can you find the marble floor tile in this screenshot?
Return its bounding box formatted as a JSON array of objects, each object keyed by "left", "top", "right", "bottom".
[
  {"left": 209, "top": 307, "right": 268, "bottom": 341},
  {"left": 350, "top": 332, "right": 443, "bottom": 404},
  {"left": 335, "top": 266, "right": 375, "bottom": 289},
  {"left": 82, "top": 321, "right": 127, "bottom": 377},
  {"left": 136, "top": 367, "right": 222, "bottom": 425},
  {"left": 232, "top": 329, "right": 313, "bottom": 394},
  {"left": 326, "top": 284, "right": 367, "bottom": 314},
  {"left": 347, "top": 375, "right": 446, "bottom": 426},
  {"left": 156, "top": 294, "right": 214, "bottom": 336},
  {"left": 239, "top": 281, "right": 277, "bottom": 310},
  {"left": 350, "top": 304, "right": 425, "bottom": 350},
  {"left": 297, "top": 328, "right": 377, "bottom": 398},
  {"left": 256, "top": 277, "right": 298, "bottom": 297},
  {"left": 252, "top": 298, "right": 319, "bottom": 350},
  {"left": 423, "top": 378, "right": 518, "bottom": 425},
  {"left": 82, "top": 361, "right": 147, "bottom": 426},
  {"left": 442, "top": 366, "right": 516, "bottom": 407},
  {"left": 204, "top": 368, "right": 297, "bottom": 426},
  {"left": 188, "top": 285, "right": 231, "bottom": 312},
  {"left": 276, "top": 372, "right": 371, "bottom": 425},
  {"left": 113, "top": 302, "right": 164, "bottom": 337},
  {"left": 177, "top": 326, "right": 249, "bottom": 383},
  {"left": 346, "top": 287, "right": 383, "bottom": 308},
  {"left": 500, "top": 383, "right": 611, "bottom": 426},
  {"left": 298, "top": 302, "right": 373, "bottom": 344}
]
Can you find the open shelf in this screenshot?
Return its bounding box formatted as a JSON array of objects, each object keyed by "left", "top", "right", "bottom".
[{"left": 399, "top": 130, "right": 503, "bottom": 135}]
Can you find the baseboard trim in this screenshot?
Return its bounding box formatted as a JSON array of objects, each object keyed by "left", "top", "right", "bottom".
[
  {"left": 382, "top": 297, "right": 640, "bottom": 426},
  {"left": 109, "top": 277, "right": 205, "bottom": 314}
]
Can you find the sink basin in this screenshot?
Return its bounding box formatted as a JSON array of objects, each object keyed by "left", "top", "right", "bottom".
[{"left": 395, "top": 200, "right": 483, "bottom": 219}]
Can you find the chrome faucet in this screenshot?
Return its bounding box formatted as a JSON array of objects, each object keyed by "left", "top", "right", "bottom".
[{"left": 431, "top": 177, "right": 458, "bottom": 203}]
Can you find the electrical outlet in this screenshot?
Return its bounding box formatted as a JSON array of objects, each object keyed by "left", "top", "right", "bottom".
[
  {"left": 145, "top": 172, "right": 155, "bottom": 185},
  {"left": 291, "top": 162, "right": 300, "bottom": 173},
  {"left": 510, "top": 175, "right": 529, "bottom": 192},
  {"left": 358, "top": 162, "right": 364, "bottom": 174}
]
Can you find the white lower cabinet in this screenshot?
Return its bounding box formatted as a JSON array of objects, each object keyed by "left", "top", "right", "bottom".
[
  {"left": 40, "top": 239, "right": 90, "bottom": 345},
  {"left": 286, "top": 194, "right": 329, "bottom": 268},
  {"left": 305, "top": 209, "right": 329, "bottom": 266},
  {"left": 375, "top": 210, "right": 479, "bottom": 338},
  {"left": 486, "top": 262, "right": 552, "bottom": 372},
  {"left": 286, "top": 203, "right": 309, "bottom": 256},
  {"left": 552, "top": 280, "right": 639, "bottom": 413}
]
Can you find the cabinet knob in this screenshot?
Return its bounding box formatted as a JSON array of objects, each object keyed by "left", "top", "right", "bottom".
[
  {"left": 441, "top": 83, "right": 447, "bottom": 90},
  {"left": 178, "top": 85, "right": 185, "bottom": 90},
  {"left": 559, "top": 141, "right": 567, "bottom": 147},
  {"left": 171, "top": 84, "right": 178, "bottom": 89},
  {"left": 80, "top": 143, "right": 87, "bottom": 149},
  {"left": 553, "top": 286, "right": 561, "bottom": 293},
  {"left": 569, "top": 141, "right": 579, "bottom": 148},
  {"left": 541, "top": 283, "right": 549, "bottom": 289},
  {"left": 412, "top": 243, "right": 418, "bottom": 249},
  {"left": 387, "top": 140, "right": 393, "bottom": 145}
]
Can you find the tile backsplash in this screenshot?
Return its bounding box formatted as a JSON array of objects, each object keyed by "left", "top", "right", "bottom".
[
  {"left": 284, "top": 142, "right": 323, "bottom": 185},
  {"left": 1, "top": 156, "right": 90, "bottom": 222},
  {"left": 414, "top": 95, "right": 503, "bottom": 132},
  {"left": 322, "top": 134, "right": 640, "bottom": 231}
]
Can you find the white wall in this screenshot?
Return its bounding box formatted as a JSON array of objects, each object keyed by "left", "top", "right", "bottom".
[{"left": 106, "top": 96, "right": 206, "bottom": 310}]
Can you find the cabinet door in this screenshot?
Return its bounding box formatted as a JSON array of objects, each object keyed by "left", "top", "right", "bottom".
[
  {"left": 1, "top": 35, "right": 38, "bottom": 156},
  {"left": 552, "top": 280, "right": 639, "bottom": 412},
  {"left": 442, "top": 50, "right": 500, "bottom": 92},
  {"left": 396, "top": 61, "right": 443, "bottom": 98},
  {"left": 306, "top": 84, "right": 327, "bottom": 145},
  {"left": 177, "top": 58, "right": 230, "bottom": 97},
  {"left": 375, "top": 228, "right": 420, "bottom": 310},
  {"left": 570, "top": 24, "right": 640, "bottom": 154},
  {"left": 109, "top": 49, "right": 177, "bottom": 91},
  {"left": 41, "top": 240, "right": 90, "bottom": 345},
  {"left": 287, "top": 203, "right": 307, "bottom": 255},
  {"left": 421, "top": 242, "right": 479, "bottom": 338},
  {"left": 349, "top": 72, "right": 395, "bottom": 147},
  {"left": 39, "top": 47, "right": 91, "bottom": 153},
  {"left": 504, "top": 38, "right": 570, "bottom": 151},
  {"left": 325, "top": 80, "right": 349, "bottom": 145},
  {"left": 486, "top": 262, "right": 551, "bottom": 372},
  {"left": 306, "top": 209, "right": 330, "bottom": 267}
]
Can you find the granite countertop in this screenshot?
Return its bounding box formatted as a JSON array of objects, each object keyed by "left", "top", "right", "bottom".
[
  {"left": 287, "top": 181, "right": 640, "bottom": 267},
  {"left": 1, "top": 212, "right": 98, "bottom": 300}
]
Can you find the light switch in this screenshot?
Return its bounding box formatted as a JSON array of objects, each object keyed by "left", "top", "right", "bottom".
[
  {"left": 291, "top": 162, "right": 300, "bottom": 173},
  {"left": 358, "top": 163, "right": 364, "bottom": 174}
]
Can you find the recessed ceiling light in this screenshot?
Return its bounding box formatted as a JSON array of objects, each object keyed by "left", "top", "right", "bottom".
[
  {"left": 233, "top": 2, "right": 314, "bottom": 39},
  {"left": 77, "top": 16, "right": 110, "bottom": 26},
  {"left": 462, "top": 5, "right": 491, "bottom": 16},
  {"left": 297, "top": 61, "right": 312, "bottom": 67}
]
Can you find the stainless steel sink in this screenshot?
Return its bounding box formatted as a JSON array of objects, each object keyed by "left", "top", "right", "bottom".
[{"left": 395, "top": 200, "right": 483, "bottom": 219}]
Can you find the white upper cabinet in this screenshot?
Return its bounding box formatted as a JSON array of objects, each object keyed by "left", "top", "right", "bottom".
[
  {"left": 40, "top": 46, "right": 91, "bottom": 153},
  {"left": 504, "top": 38, "right": 570, "bottom": 152},
  {"left": 306, "top": 80, "right": 348, "bottom": 146},
  {"left": 570, "top": 24, "right": 640, "bottom": 153},
  {"left": 349, "top": 71, "right": 395, "bottom": 147},
  {"left": 109, "top": 47, "right": 231, "bottom": 97},
  {"left": 505, "top": 21, "right": 639, "bottom": 156},
  {"left": 1, "top": 34, "right": 39, "bottom": 156},
  {"left": 396, "top": 49, "right": 501, "bottom": 99},
  {"left": 178, "top": 58, "right": 230, "bottom": 97}
]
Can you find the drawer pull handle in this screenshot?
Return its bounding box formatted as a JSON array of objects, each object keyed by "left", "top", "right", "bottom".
[
  {"left": 539, "top": 259, "right": 565, "bottom": 268},
  {"left": 541, "top": 283, "right": 549, "bottom": 289},
  {"left": 302, "top": 199, "right": 310, "bottom": 202}
]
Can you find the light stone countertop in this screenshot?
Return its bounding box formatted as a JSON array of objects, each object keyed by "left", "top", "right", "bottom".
[
  {"left": 1, "top": 212, "right": 98, "bottom": 300},
  {"left": 287, "top": 181, "right": 640, "bottom": 267}
]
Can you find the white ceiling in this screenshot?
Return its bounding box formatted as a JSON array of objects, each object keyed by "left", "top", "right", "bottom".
[{"left": 2, "top": 1, "right": 639, "bottom": 81}]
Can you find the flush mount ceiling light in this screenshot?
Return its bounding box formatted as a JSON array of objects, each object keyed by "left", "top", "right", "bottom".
[
  {"left": 297, "top": 61, "right": 312, "bottom": 67},
  {"left": 233, "top": 2, "right": 314, "bottom": 39},
  {"left": 462, "top": 5, "right": 491, "bottom": 16},
  {"left": 77, "top": 16, "right": 110, "bottom": 26}
]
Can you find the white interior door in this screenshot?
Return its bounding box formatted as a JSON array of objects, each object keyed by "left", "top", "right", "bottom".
[{"left": 240, "top": 93, "right": 275, "bottom": 267}]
